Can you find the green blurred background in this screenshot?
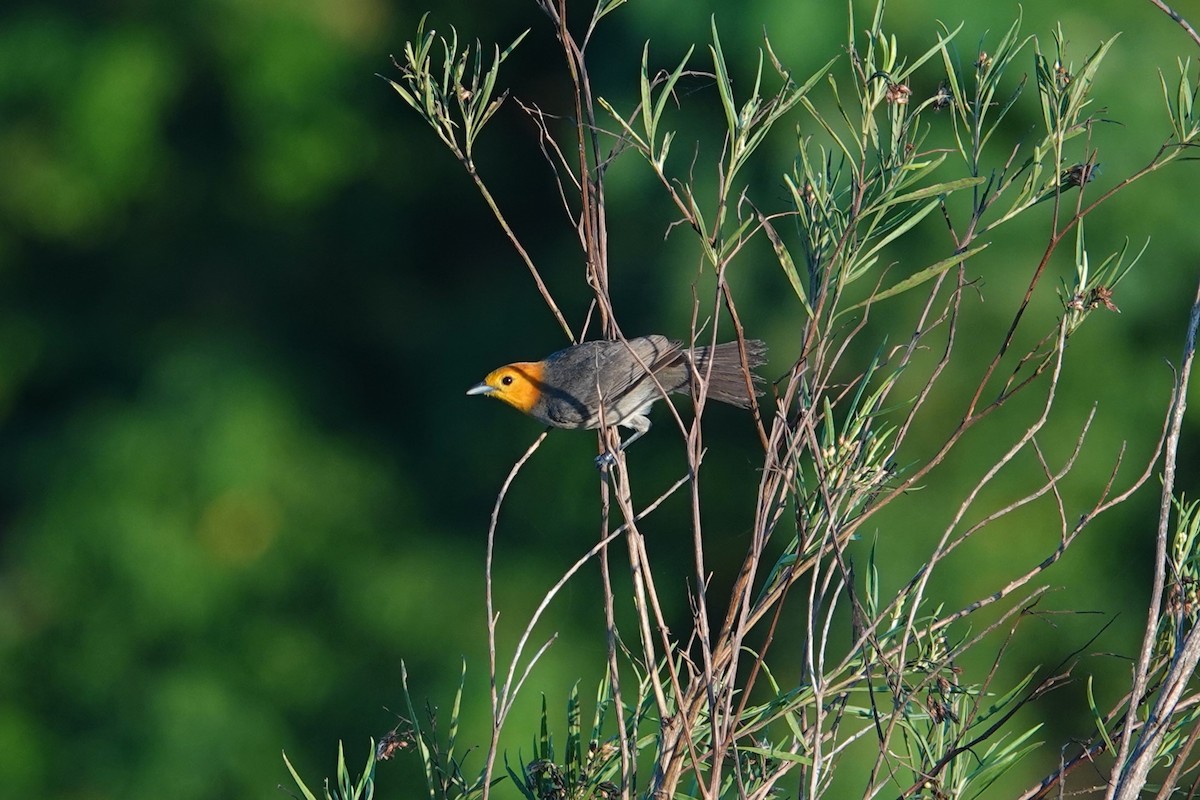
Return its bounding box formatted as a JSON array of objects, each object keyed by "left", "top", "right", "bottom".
[{"left": 1, "top": 0, "right": 1197, "bottom": 797}]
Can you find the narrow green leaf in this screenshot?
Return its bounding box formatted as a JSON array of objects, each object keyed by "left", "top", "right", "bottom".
[
  {"left": 282, "top": 751, "right": 320, "bottom": 800},
  {"left": 1034, "top": 51, "right": 1056, "bottom": 136},
  {"left": 499, "top": 28, "right": 530, "bottom": 63},
  {"left": 658, "top": 129, "right": 675, "bottom": 166},
  {"left": 875, "top": 176, "right": 986, "bottom": 211},
  {"left": 710, "top": 18, "right": 738, "bottom": 135},
  {"left": 446, "top": 658, "right": 466, "bottom": 770},
  {"left": 749, "top": 48, "right": 764, "bottom": 107},
  {"left": 736, "top": 744, "right": 814, "bottom": 765},
  {"left": 1087, "top": 676, "right": 1118, "bottom": 756},
  {"left": 652, "top": 45, "right": 697, "bottom": 143},
  {"left": 782, "top": 709, "right": 806, "bottom": 743},
  {"left": 821, "top": 396, "right": 836, "bottom": 448},
  {"left": 1161, "top": 68, "right": 1181, "bottom": 139},
  {"left": 441, "top": 28, "right": 457, "bottom": 102},
  {"left": 539, "top": 694, "right": 552, "bottom": 761},
  {"left": 384, "top": 78, "right": 422, "bottom": 113},
  {"left": 866, "top": 536, "right": 880, "bottom": 615},
  {"left": 894, "top": 22, "right": 962, "bottom": 82},
  {"left": 684, "top": 188, "right": 709, "bottom": 246},
  {"left": 591, "top": 673, "right": 611, "bottom": 744},
  {"left": 759, "top": 210, "right": 813, "bottom": 317},
  {"left": 1071, "top": 34, "right": 1119, "bottom": 106},
  {"left": 336, "top": 740, "right": 349, "bottom": 797},
  {"left": 595, "top": 0, "right": 628, "bottom": 21},
  {"left": 897, "top": 152, "right": 949, "bottom": 183},
  {"left": 976, "top": 668, "right": 1037, "bottom": 721},
  {"left": 801, "top": 95, "right": 857, "bottom": 163},
  {"left": 566, "top": 681, "right": 582, "bottom": 781},
  {"left": 477, "top": 43, "right": 500, "bottom": 112},
  {"left": 352, "top": 741, "right": 377, "bottom": 799},
  {"left": 1180, "top": 60, "right": 1195, "bottom": 122},
  {"left": 860, "top": 198, "right": 942, "bottom": 264},
  {"left": 639, "top": 42, "right": 653, "bottom": 142},
  {"left": 795, "top": 56, "right": 840, "bottom": 101},
  {"left": 505, "top": 752, "right": 539, "bottom": 800},
  {"left": 845, "top": 243, "right": 990, "bottom": 312},
  {"left": 966, "top": 730, "right": 1043, "bottom": 799},
  {"left": 596, "top": 97, "right": 649, "bottom": 153},
  {"left": 979, "top": 74, "right": 1031, "bottom": 154},
  {"left": 401, "top": 662, "right": 438, "bottom": 800},
  {"left": 718, "top": 216, "right": 755, "bottom": 261},
  {"left": 982, "top": 722, "right": 1044, "bottom": 764}
]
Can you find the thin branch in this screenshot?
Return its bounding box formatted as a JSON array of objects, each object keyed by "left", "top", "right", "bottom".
[
  {"left": 1111, "top": 275, "right": 1200, "bottom": 799},
  {"left": 1147, "top": 0, "right": 1200, "bottom": 49},
  {"left": 483, "top": 431, "right": 548, "bottom": 800}
]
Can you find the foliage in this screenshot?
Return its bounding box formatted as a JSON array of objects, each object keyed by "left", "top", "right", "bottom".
[
  {"left": 297, "top": 0, "right": 1200, "bottom": 799},
  {"left": 285, "top": 741, "right": 377, "bottom": 800},
  {"left": 0, "top": 1, "right": 1198, "bottom": 800}
]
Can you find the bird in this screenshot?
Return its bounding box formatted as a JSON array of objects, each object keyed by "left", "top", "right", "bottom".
[{"left": 467, "top": 335, "right": 768, "bottom": 465}]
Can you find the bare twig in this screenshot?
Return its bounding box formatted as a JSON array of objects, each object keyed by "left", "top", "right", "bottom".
[
  {"left": 1147, "top": 0, "right": 1200, "bottom": 49},
  {"left": 483, "top": 431, "right": 547, "bottom": 799},
  {"left": 1110, "top": 276, "right": 1200, "bottom": 799},
  {"left": 481, "top": 432, "right": 693, "bottom": 799}
]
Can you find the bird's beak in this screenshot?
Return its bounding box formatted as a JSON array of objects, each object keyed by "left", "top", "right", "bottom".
[{"left": 466, "top": 382, "right": 496, "bottom": 396}]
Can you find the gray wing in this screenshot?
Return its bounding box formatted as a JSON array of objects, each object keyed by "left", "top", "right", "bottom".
[
  {"left": 537, "top": 336, "right": 686, "bottom": 428},
  {"left": 594, "top": 335, "right": 685, "bottom": 400}
]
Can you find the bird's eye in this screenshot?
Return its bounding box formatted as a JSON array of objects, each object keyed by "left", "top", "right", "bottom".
[{"left": 501, "top": 375, "right": 514, "bottom": 386}]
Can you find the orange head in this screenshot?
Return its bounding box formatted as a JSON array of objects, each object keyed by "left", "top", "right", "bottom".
[{"left": 466, "top": 361, "right": 545, "bottom": 415}]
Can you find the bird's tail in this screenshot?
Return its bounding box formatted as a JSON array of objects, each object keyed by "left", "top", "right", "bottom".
[{"left": 683, "top": 339, "right": 768, "bottom": 408}]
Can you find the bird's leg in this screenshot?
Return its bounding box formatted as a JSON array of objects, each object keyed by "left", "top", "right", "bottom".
[{"left": 595, "top": 416, "right": 652, "bottom": 469}]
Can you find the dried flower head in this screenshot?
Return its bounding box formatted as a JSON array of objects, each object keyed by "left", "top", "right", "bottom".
[
  {"left": 886, "top": 82, "right": 912, "bottom": 105},
  {"left": 1062, "top": 162, "right": 1099, "bottom": 188},
  {"left": 1089, "top": 285, "right": 1120, "bottom": 313},
  {"left": 376, "top": 727, "right": 414, "bottom": 760},
  {"left": 932, "top": 81, "right": 952, "bottom": 111},
  {"left": 1055, "top": 60, "right": 1072, "bottom": 87}
]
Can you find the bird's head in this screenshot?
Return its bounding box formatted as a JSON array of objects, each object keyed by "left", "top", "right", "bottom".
[{"left": 466, "top": 361, "right": 545, "bottom": 414}]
